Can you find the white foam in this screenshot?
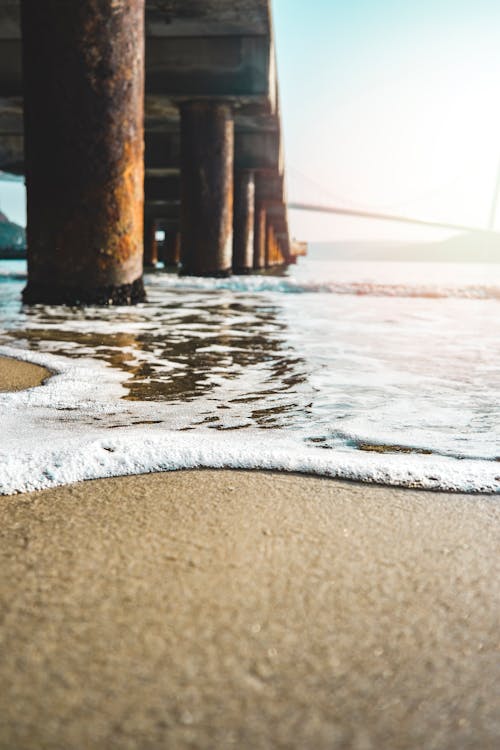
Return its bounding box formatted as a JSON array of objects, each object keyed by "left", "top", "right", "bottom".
[
  {"left": 1, "top": 259, "right": 499, "bottom": 496},
  {"left": 146, "top": 272, "right": 500, "bottom": 300},
  {"left": 0, "top": 346, "right": 498, "bottom": 495},
  {"left": 1, "top": 259, "right": 499, "bottom": 299}
]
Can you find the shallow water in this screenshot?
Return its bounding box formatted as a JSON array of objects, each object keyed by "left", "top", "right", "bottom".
[{"left": 0, "top": 255, "right": 499, "bottom": 494}]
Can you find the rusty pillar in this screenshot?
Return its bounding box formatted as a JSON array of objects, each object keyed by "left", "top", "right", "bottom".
[
  {"left": 265, "top": 219, "right": 275, "bottom": 268},
  {"left": 270, "top": 225, "right": 276, "bottom": 266},
  {"left": 273, "top": 233, "right": 279, "bottom": 265},
  {"left": 232, "top": 170, "right": 255, "bottom": 274},
  {"left": 271, "top": 227, "right": 279, "bottom": 266},
  {"left": 143, "top": 218, "right": 158, "bottom": 267},
  {"left": 277, "top": 240, "right": 286, "bottom": 266},
  {"left": 180, "top": 102, "right": 234, "bottom": 276},
  {"left": 253, "top": 205, "right": 267, "bottom": 270},
  {"left": 21, "top": 0, "right": 145, "bottom": 305},
  {"left": 253, "top": 174, "right": 267, "bottom": 270},
  {"left": 275, "top": 233, "right": 285, "bottom": 266},
  {"left": 253, "top": 175, "right": 268, "bottom": 270},
  {"left": 163, "top": 229, "right": 181, "bottom": 267}
]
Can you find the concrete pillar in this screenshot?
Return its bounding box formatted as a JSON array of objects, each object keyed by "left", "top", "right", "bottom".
[
  {"left": 232, "top": 170, "right": 255, "bottom": 274},
  {"left": 163, "top": 230, "right": 181, "bottom": 267},
  {"left": 143, "top": 218, "right": 158, "bottom": 267},
  {"left": 180, "top": 102, "right": 234, "bottom": 276},
  {"left": 21, "top": 0, "right": 145, "bottom": 305}
]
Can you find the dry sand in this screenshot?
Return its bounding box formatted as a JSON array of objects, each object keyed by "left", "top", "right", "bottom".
[
  {"left": 0, "top": 356, "right": 499, "bottom": 749},
  {"left": 0, "top": 354, "right": 51, "bottom": 392}
]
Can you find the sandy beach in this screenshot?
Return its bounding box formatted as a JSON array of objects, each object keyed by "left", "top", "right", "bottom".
[
  {"left": 0, "top": 354, "right": 51, "bottom": 392},
  {"left": 2, "top": 0, "right": 499, "bottom": 745},
  {"left": 1, "top": 356, "right": 499, "bottom": 749}
]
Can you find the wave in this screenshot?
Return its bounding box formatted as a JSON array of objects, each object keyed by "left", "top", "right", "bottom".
[
  {"left": 1, "top": 262, "right": 499, "bottom": 299},
  {"left": 146, "top": 273, "right": 500, "bottom": 300},
  {"left": 0, "top": 346, "right": 498, "bottom": 495},
  {"left": 2, "top": 429, "right": 499, "bottom": 496}
]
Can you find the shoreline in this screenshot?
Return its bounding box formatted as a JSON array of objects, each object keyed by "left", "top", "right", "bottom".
[
  {"left": 1, "top": 355, "right": 499, "bottom": 746},
  {"left": 1, "top": 469, "right": 499, "bottom": 749},
  {"left": 0, "top": 353, "right": 51, "bottom": 392},
  {"left": 1, "top": 353, "right": 498, "bottom": 496}
]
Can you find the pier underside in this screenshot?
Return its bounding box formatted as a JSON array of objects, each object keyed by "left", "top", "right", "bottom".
[{"left": 0, "top": 0, "right": 297, "bottom": 302}]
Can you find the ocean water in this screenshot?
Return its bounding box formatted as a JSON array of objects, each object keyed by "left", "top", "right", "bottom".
[{"left": 0, "top": 253, "right": 499, "bottom": 494}]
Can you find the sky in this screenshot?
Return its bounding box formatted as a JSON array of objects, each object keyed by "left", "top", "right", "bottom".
[
  {"left": 273, "top": 0, "right": 500, "bottom": 242},
  {"left": 0, "top": 177, "right": 24, "bottom": 227},
  {"left": 3, "top": 1, "right": 500, "bottom": 244}
]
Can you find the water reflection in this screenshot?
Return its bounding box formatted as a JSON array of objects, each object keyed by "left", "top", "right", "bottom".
[
  {"left": 2, "top": 262, "right": 499, "bottom": 468},
  {"left": 1, "top": 283, "right": 311, "bottom": 430}
]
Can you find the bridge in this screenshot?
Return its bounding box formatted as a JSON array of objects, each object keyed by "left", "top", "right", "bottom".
[
  {"left": 287, "top": 202, "right": 492, "bottom": 235},
  {"left": 0, "top": 0, "right": 296, "bottom": 304}
]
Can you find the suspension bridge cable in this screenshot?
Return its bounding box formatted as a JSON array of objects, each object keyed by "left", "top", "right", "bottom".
[
  {"left": 287, "top": 201, "right": 496, "bottom": 235},
  {"left": 488, "top": 157, "right": 500, "bottom": 231}
]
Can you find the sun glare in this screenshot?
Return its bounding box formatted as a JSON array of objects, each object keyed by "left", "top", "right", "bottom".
[{"left": 275, "top": 0, "right": 500, "bottom": 240}]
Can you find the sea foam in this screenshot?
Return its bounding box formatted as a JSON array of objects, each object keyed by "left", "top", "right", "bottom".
[
  {"left": 1, "top": 258, "right": 499, "bottom": 495},
  {"left": 147, "top": 271, "right": 500, "bottom": 300},
  {"left": 1, "top": 345, "right": 498, "bottom": 495},
  {"left": 1, "top": 262, "right": 500, "bottom": 299}
]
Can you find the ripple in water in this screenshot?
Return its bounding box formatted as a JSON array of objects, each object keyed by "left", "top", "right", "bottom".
[{"left": 0, "top": 259, "right": 499, "bottom": 493}]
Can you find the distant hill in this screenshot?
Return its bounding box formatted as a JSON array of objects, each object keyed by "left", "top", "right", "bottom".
[
  {"left": 0, "top": 211, "right": 26, "bottom": 258},
  {"left": 311, "top": 232, "right": 500, "bottom": 263}
]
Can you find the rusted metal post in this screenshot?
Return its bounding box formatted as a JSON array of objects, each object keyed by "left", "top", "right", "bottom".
[
  {"left": 272, "top": 226, "right": 279, "bottom": 266},
  {"left": 163, "top": 229, "right": 181, "bottom": 267},
  {"left": 143, "top": 217, "right": 158, "bottom": 267},
  {"left": 277, "top": 239, "right": 286, "bottom": 266},
  {"left": 274, "top": 240, "right": 280, "bottom": 266},
  {"left": 272, "top": 229, "right": 281, "bottom": 265},
  {"left": 253, "top": 205, "right": 266, "bottom": 270},
  {"left": 253, "top": 175, "right": 268, "bottom": 270},
  {"left": 21, "top": 0, "right": 145, "bottom": 305},
  {"left": 265, "top": 219, "right": 275, "bottom": 268},
  {"left": 232, "top": 170, "right": 255, "bottom": 274},
  {"left": 180, "top": 102, "right": 234, "bottom": 276}
]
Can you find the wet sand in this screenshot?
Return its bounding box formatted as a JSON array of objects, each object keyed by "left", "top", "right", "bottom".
[
  {"left": 1, "top": 469, "right": 499, "bottom": 750},
  {"left": 0, "top": 354, "right": 51, "bottom": 392}
]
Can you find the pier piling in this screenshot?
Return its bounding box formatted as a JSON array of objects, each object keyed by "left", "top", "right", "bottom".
[
  {"left": 0, "top": 0, "right": 301, "bottom": 298},
  {"left": 163, "top": 228, "right": 181, "bottom": 267},
  {"left": 266, "top": 220, "right": 276, "bottom": 267},
  {"left": 253, "top": 176, "right": 267, "bottom": 270},
  {"left": 233, "top": 170, "right": 255, "bottom": 273},
  {"left": 143, "top": 217, "right": 158, "bottom": 268},
  {"left": 253, "top": 206, "right": 267, "bottom": 270},
  {"left": 21, "top": 0, "right": 146, "bottom": 305},
  {"left": 180, "top": 102, "right": 234, "bottom": 276}
]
